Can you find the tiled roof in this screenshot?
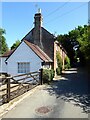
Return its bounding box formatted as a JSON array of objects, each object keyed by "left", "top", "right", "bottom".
[
  {"left": 1, "top": 49, "right": 15, "bottom": 57},
  {"left": 22, "top": 27, "right": 54, "bottom": 61},
  {"left": 24, "top": 40, "right": 53, "bottom": 62}
]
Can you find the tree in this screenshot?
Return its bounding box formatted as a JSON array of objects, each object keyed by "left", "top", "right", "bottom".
[
  {"left": 11, "top": 40, "right": 20, "bottom": 50},
  {"left": 57, "top": 25, "right": 90, "bottom": 66},
  {"left": 77, "top": 25, "right": 90, "bottom": 63},
  {"left": 57, "top": 34, "right": 75, "bottom": 66},
  {"left": 0, "top": 28, "right": 8, "bottom": 55}
]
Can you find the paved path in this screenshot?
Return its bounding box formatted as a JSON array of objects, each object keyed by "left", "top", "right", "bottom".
[{"left": 1, "top": 68, "right": 89, "bottom": 118}]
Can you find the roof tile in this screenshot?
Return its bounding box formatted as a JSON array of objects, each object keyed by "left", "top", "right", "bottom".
[
  {"left": 1, "top": 49, "right": 15, "bottom": 57},
  {"left": 24, "top": 40, "right": 53, "bottom": 62}
]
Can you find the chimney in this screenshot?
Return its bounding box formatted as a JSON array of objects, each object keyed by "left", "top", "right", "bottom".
[
  {"left": 33, "top": 9, "right": 43, "bottom": 49},
  {"left": 34, "top": 8, "right": 43, "bottom": 28}
]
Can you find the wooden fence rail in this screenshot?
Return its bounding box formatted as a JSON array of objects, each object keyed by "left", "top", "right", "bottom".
[{"left": 0, "top": 69, "right": 43, "bottom": 105}]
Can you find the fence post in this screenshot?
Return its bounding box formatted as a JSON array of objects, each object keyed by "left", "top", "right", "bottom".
[
  {"left": 39, "top": 68, "right": 43, "bottom": 85},
  {"left": 7, "top": 78, "right": 10, "bottom": 103}
]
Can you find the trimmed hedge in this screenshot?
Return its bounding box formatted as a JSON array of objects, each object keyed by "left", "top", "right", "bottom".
[
  {"left": 42, "top": 69, "right": 54, "bottom": 83},
  {"left": 56, "top": 51, "right": 62, "bottom": 75},
  {"left": 65, "top": 56, "right": 71, "bottom": 69}
]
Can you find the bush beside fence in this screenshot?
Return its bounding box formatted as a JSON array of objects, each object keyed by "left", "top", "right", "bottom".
[{"left": 42, "top": 69, "right": 54, "bottom": 83}]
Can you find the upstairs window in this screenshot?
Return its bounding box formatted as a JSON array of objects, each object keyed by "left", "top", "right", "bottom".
[{"left": 18, "top": 62, "right": 30, "bottom": 73}]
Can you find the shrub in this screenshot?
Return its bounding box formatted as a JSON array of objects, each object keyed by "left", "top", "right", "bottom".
[
  {"left": 56, "top": 68, "right": 61, "bottom": 75},
  {"left": 65, "top": 56, "right": 71, "bottom": 69},
  {"left": 56, "top": 51, "right": 62, "bottom": 75},
  {"left": 42, "top": 69, "right": 54, "bottom": 83}
]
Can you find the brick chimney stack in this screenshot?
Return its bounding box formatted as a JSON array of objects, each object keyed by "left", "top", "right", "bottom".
[
  {"left": 34, "top": 8, "right": 43, "bottom": 28},
  {"left": 34, "top": 9, "right": 43, "bottom": 48}
]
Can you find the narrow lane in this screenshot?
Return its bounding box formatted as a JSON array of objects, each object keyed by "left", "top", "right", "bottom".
[
  {"left": 1, "top": 68, "right": 89, "bottom": 118},
  {"left": 47, "top": 68, "right": 89, "bottom": 113}
]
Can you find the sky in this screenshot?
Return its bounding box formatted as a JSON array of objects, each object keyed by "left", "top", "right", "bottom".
[
  {"left": 89, "top": 1, "right": 90, "bottom": 23},
  {"left": 1, "top": 1, "right": 88, "bottom": 48}
]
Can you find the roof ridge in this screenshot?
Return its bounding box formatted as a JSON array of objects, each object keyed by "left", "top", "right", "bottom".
[
  {"left": 24, "top": 40, "right": 52, "bottom": 62},
  {"left": 1, "top": 49, "right": 15, "bottom": 57},
  {"left": 21, "top": 28, "right": 34, "bottom": 42},
  {"left": 28, "top": 41, "right": 52, "bottom": 62},
  {"left": 35, "top": 45, "right": 52, "bottom": 61},
  {"left": 27, "top": 41, "right": 50, "bottom": 61}
]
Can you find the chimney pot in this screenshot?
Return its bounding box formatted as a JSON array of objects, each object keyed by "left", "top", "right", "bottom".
[{"left": 34, "top": 9, "right": 43, "bottom": 28}]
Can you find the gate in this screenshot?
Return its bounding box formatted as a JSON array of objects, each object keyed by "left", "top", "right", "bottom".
[{"left": 0, "top": 69, "right": 43, "bottom": 105}]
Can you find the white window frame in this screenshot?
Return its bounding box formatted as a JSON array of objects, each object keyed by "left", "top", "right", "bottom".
[{"left": 17, "top": 62, "right": 30, "bottom": 73}]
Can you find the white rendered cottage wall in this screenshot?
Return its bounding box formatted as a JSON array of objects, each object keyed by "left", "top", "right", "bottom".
[
  {"left": 0, "top": 57, "right": 7, "bottom": 73},
  {"left": 7, "top": 41, "right": 42, "bottom": 76}
]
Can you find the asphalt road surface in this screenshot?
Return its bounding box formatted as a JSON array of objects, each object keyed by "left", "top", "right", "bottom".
[{"left": 1, "top": 68, "right": 89, "bottom": 118}]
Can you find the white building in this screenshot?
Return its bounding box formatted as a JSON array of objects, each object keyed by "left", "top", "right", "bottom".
[{"left": 0, "top": 10, "right": 67, "bottom": 76}]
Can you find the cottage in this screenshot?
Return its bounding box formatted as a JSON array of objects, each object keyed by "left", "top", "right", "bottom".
[{"left": 0, "top": 9, "right": 67, "bottom": 76}]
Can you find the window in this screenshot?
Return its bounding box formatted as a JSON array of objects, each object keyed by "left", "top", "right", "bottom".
[
  {"left": 18, "top": 62, "right": 30, "bottom": 73},
  {"left": 43, "top": 65, "right": 50, "bottom": 69}
]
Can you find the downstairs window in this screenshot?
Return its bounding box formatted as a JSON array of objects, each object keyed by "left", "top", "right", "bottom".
[{"left": 18, "top": 62, "right": 30, "bottom": 73}]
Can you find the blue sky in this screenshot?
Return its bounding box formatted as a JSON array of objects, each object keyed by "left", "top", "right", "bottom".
[{"left": 2, "top": 2, "right": 88, "bottom": 48}]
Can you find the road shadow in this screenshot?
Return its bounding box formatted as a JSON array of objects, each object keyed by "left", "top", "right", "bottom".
[{"left": 44, "top": 68, "right": 90, "bottom": 113}]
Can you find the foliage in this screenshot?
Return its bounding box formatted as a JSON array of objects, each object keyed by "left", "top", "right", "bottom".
[
  {"left": 57, "top": 34, "right": 75, "bottom": 65},
  {"left": 76, "top": 25, "right": 90, "bottom": 64},
  {"left": 56, "top": 51, "right": 62, "bottom": 75},
  {"left": 11, "top": 40, "right": 20, "bottom": 50},
  {"left": 42, "top": 69, "right": 54, "bottom": 83},
  {"left": 64, "top": 56, "right": 71, "bottom": 69},
  {"left": 0, "top": 28, "right": 8, "bottom": 55},
  {"left": 56, "top": 68, "right": 61, "bottom": 75},
  {"left": 57, "top": 25, "right": 90, "bottom": 66}
]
